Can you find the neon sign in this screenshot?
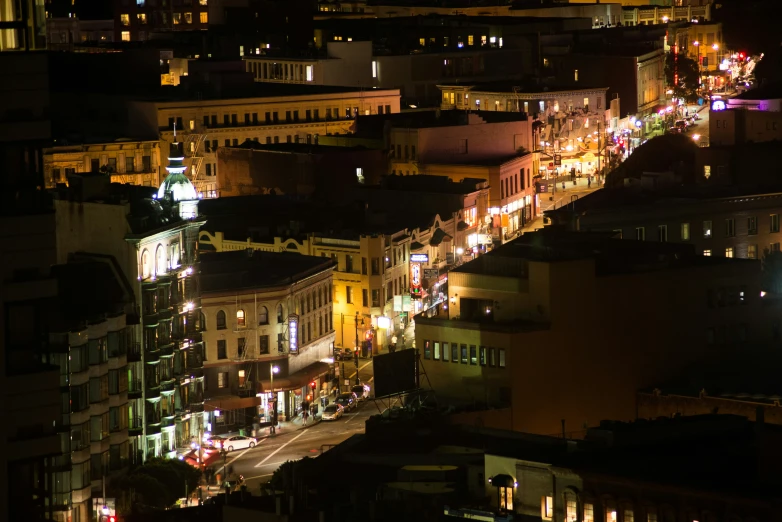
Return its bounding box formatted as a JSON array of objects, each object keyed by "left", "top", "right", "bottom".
[
  {"left": 410, "top": 253, "right": 429, "bottom": 263},
  {"left": 711, "top": 100, "right": 726, "bottom": 111},
  {"left": 410, "top": 263, "right": 422, "bottom": 299},
  {"left": 288, "top": 315, "right": 299, "bottom": 353}
]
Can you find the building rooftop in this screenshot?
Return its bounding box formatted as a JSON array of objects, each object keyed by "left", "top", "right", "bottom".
[
  {"left": 438, "top": 81, "right": 608, "bottom": 94},
  {"left": 734, "top": 81, "right": 782, "bottom": 101},
  {"left": 231, "top": 140, "right": 378, "bottom": 154},
  {"left": 453, "top": 228, "right": 747, "bottom": 277},
  {"left": 140, "top": 82, "right": 398, "bottom": 103},
  {"left": 200, "top": 250, "right": 335, "bottom": 293}
]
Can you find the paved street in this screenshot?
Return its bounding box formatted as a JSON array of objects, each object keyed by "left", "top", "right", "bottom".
[{"left": 204, "top": 358, "right": 376, "bottom": 495}]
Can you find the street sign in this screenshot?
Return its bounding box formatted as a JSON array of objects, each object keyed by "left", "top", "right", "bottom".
[
  {"left": 344, "top": 379, "right": 350, "bottom": 386},
  {"left": 423, "top": 268, "right": 439, "bottom": 280},
  {"left": 554, "top": 154, "right": 562, "bottom": 166}
]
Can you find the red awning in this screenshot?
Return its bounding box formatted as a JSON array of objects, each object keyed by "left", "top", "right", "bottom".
[{"left": 258, "top": 361, "right": 331, "bottom": 393}]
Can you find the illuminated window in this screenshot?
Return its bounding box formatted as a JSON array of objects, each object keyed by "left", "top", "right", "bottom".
[
  {"left": 184, "top": 12, "right": 192, "bottom": 23},
  {"left": 468, "top": 35, "right": 474, "bottom": 46},
  {"left": 624, "top": 509, "right": 634, "bottom": 522},
  {"left": 137, "top": 13, "right": 146, "bottom": 23},
  {"left": 120, "top": 13, "right": 130, "bottom": 25},
  {"left": 306, "top": 64, "right": 313, "bottom": 81},
  {"left": 236, "top": 309, "right": 246, "bottom": 327},
  {"left": 703, "top": 220, "right": 712, "bottom": 238},
  {"left": 371, "top": 60, "right": 377, "bottom": 78},
  {"left": 140, "top": 249, "right": 150, "bottom": 278},
  {"left": 704, "top": 165, "right": 711, "bottom": 178},
  {"left": 607, "top": 511, "right": 617, "bottom": 522},
  {"left": 200, "top": 12, "right": 207, "bottom": 23},
  {"left": 584, "top": 504, "right": 594, "bottom": 522},
  {"left": 542, "top": 496, "right": 554, "bottom": 520},
  {"left": 121, "top": 31, "right": 130, "bottom": 42},
  {"left": 574, "top": 69, "right": 579, "bottom": 81},
  {"left": 566, "top": 499, "right": 577, "bottom": 521},
  {"left": 703, "top": 249, "right": 711, "bottom": 256},
  {"left": 199, "top": 0, "right": 207, "bottom": 4},
  {"left": 681, "top": 222, "right": 690, "bottom": 240},
  {"left": 173, "top": 12, "right": 181, "bottom": 24},
  {"left": 725, "top": 247, "right": 734, "bottom": 258},
  {"left": 481, "top": 35, "right": 487, "bottom": 45},
  {"left": 419, "top": 38, "right": 425, "bottom": 46},
  {"left": 748, "top": 244, "right": 757, "bottom": 259}
]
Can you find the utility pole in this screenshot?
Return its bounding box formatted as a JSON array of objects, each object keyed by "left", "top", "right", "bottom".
[{"left": 354, "top": 310, "right": 360, "bottom": 367}]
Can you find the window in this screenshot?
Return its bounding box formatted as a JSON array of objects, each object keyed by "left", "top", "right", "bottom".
[
  {"left": 258, "top": 306, "right": 268, "bottom": 325},
  {"left": 173, "top": 12, "right": 181, "bottom": 24},
  {"left": 137, "top": 13, "right": 147, "bottom": 23},
  {"left": 200, "top": 12, "right": 207, "bottom": 23},
  {"left": 748, "top": 244, "right": 757, "bottom": 259},
  {"left": 647, "top": 514, "right": 657, "bottom": 522},
  {"left": 725, "top": 218, "right": 735, "bottom": 237},
  {"left": 423, "top": 340, "right": 431, "bottom": 359},
  {"left": 498, "top": 348, "right": 506, "bottom": 368},
  {"left": 606, "top": 511, "right": 617, "bottom": 522},
  {"left": 703, "top": 249, "right": 712, "bottom": 256},
  {"left": 121, "top": 13, "right": 130, "bottom": 25},
  {"left": 624, "top": 509, "right": 634, "bottom": 522},
  {"left": 635, "top": 227, "right": 645, "bottom": 241},
  {"left": 277, "top": 304, "right": 284, "bottom": 322},
  {"left": 772, "top": 214, "right": 780, "bottom": 233},
  {"left": 658, "top": 225, "right": 667, "bottom": 242},
  {"left": 747, "top": 216, "right": 757, "bottom": 235},
  {"left": 681, "top": 222, "right": 690, "bottom": 241},
  {"left": 703, "top": 220, "right": 712, "bottom": 238},
  {"left": 216, "top": 310, "right": 226, "bottom": 329},
  {"left": 433, "top": 342, "right": 440, "bottom": 360},
  {"left": 218, "top": 372, "right": 228, "bottom": 388},
  {"left": 542, "top": 496, "right": 554, "bottom": 520},
  {"left": 121, "top": 31, "right": 130, "bottom": 41},
  {"left": 567, "top": 499, "right": 578, "bottom": 522},
  {"left": 237, "top": 337, "right": 246, "bottom": 357},
  {"left": 574, "top": 69, "right": 579, "bottom": 82},
  {"left": 184, "top": 12, "right": 192, "bottom": 23},
  {"left": 371, "top": 257, "right": 380, "bottom": 275},
  {"left": 217, "top": 340, "right": 227, "bottom": 359},
  {"left": 346, "top": 286, "right": 353, "bottom": 304},
  {"left": 362, "top": 289, "right": 368, "bottom": 307},
  {"left": 773, "top": 242, "right": 781, "bottom": 252},
  {"left": 460, "top": 344, "right": 468, "bottom": 364},
  {"left": 371, "top": 289, "right": 380, "bottom": 307},
  {"left": 479, "top": 346, "right": 486, "bottom": 365},
  {"left": 470, "top": 345, "right": 477, "bottom": 365},
  {"left": 441, "top": 342, "right": 450, "bottom": 361},
  {"left": 236, "top": 309, "right": 245, "bottom": 327},
  {"left": 488, "top": 347, "right": 495, "bottom": 366},
  {"left": 451, "top": 343, "right": 459, "bottom": 363},
  {"left": 726, "top": 247, "right": 734, "bottom": 258},
  {"left": 584, "top": 504, "right": 594, "bottom": 522},
  {"left": 259, "top": 335, "right": 269, "bottom": 354}
]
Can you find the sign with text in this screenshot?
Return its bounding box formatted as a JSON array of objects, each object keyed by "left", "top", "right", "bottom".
[
  {"left": 410, "top": 253, "right": 429, "bottom": 263},
  {"left": 423, "top": 268, "right": 439, "bottom": 280},
  {"left": 288, "top": 315, "right": 299, "bottom": 353},
  {"left": 554, "top": 154, "right": 562, "bottom": 166},
  {"left": 410, "top": 263, "right": 423, "bottom": 299}
]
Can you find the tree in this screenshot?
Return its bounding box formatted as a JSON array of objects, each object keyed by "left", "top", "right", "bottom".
[
  {"left": 110, "top": 458, "right": 202, "bottom": 512},
  {"left": 761, "top": 248, "right": 782, "bottom": 295},
  {"left": 664, "top": 51, "right": 700, "bottom": 103}
]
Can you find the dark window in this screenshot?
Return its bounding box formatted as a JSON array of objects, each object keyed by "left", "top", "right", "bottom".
[
  {"left": 217, "top": 340, "right": 227, "bottom": 359},
  {"left": 460, "top": 344, "right": 468, "bottom": 364},
  {"left": 470, "top": 345, "right": 477, "bottom": 365},
  {"left": 442, "top": 342, "right": 449, "bottom": 361},
  {"left": 423, "top": 340, "right": 431, "bottom": 359},
  {"left": 479, "top": 346, "right": 486, "bottom": 365},
  {"left": 498, "top": 348, "right": 506, "bottom": 368},
  {"left": 231, "top": 114, "right": 237, "bottom": 125},
  {"left": 451, "top": 343, "right": 459, "bottom": 363},
  {"left": 216, "top": 310, "right": 226, "bottom": 329},
  {"left": 259, "top": 335, "right": 269, "bottom": 354},
  {"left": 237, "top": 337, "right": 246, "bottom": 357}
]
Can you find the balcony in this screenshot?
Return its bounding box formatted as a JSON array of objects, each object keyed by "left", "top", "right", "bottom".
[
  {"left": 159, "top": 343, "right": 175, "bottom": 357},
  {"left": 127, "top": 342, "right": 141, "bottom": 362},
  {"left": 145, "top": 385, "right": 160, "bottom": 399},
  {"left": 128, "top": 379, "right": 143, "bottom": 398},
  {"left": 129, "top": 416, "right": 143, "bottom": 434}
]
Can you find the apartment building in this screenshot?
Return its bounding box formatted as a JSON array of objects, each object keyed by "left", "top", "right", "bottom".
[
  {"left": 43, "top": 140, "right": 162, "bottom": 189},
  {"left": 52, "top": 148, "right": 207, "bottom": 463},
  {"left": 200, "top": 250, "right": 335, "bottom": 430},
  {"left": 414, "top": 229, "right": 779, "bottom": 436},
  {"left": 114, "top": 0, "right": 209, "bottom": 42},
  {"left": 126, "top": 85, "right": 401, "bottom": 195}
]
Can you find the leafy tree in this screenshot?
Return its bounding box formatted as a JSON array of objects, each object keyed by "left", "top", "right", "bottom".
[
  {"left": 761, "top": 248, "right": 782, "bottom": 295},
  {"left": 664, "top": 52, "right": 700, "bottom": 103},
  {"left": 110, "top": 458, "right": 202, "bottom": 512}
]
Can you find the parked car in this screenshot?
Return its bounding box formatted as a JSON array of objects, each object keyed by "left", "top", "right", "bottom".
[
  {"left": 223, "top": 435, "right": 257, "bottom": 451},
  {"left": 334, "top": 348, "right": 353, "bottom": 361},
  {"left": 205, "top": 435, "right": 226, "bottom": 449},
  {"left": 336, "top": 393, "right": 356, "bottom": 411},
  {"left": 351, "top": 384, "right": 370, "bottom": 400},
  {"left": 674, "top": 120, "right": 688, "bottom": 131},
  {"left": 322, "top": 404, "right": 344, "bottom": 421}
]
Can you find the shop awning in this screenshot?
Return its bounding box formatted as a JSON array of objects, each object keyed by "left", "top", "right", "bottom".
[
  {"left": 489, "top": 474, "right": 515, "bottom": 488},
  {"left": 258, "top": 361, "right": 331, "bottom": 393},
  {"left": 429, "top": 228, "right": 452, "bottom": 246},
  {"left": 410, "top": 241, "right": 426, "bottom": 251},
  {"left": 203, "top": 395, "right": 261, "bottom": 412}
]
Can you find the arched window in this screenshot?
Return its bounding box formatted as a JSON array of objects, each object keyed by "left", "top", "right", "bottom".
[
  {"left": 200, "top": 312, "right": 206, "bottom": 331},
  {"left": 155, "top": 244, "right": 166, "bottom": 275},
  {"left": 276, "top": 304, "right": 284, "bottom": 323},
  {"left": 237, "top": 309, "right": 246, "bottom": 327},
  {"left": 258, "top": 306, "right": 268, "bottom": 325},
  {"left": 141, "top": 249, "right": 150, "bottom": 279},
  {"left": 216, "top": 310, "right": 227, "bottom": 330}
]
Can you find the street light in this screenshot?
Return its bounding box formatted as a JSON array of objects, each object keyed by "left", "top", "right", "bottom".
[
  {"left": 662, "top": 15, "right": 669, "bottom": 23},
  {"left": 269, "top": 365, "right": 279, "bottom": 434}
]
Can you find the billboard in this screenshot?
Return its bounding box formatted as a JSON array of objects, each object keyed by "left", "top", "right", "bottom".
[
  {"left": 373, "top": 348, "right": 417, "bottom": 398},
  {"left": 288, "top": 315, "right": 299, "bottom": 353}
]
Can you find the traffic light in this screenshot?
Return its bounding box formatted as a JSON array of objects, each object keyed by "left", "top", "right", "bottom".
[
  {"left": 306, "top": 394, "right": 312, "bottom": 401},
  {"left": 309, "top": 380, "right": 316, "bottom": 390}
]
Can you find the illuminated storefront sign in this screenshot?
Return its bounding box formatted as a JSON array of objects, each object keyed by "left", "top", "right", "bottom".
[
  {"left": 288, "top": 315, "right": 299, "bottom": 353},
  {"left": 410, "top": 253, "right": 429, "bottom": 263},
  {"left": 410, "top": 263, "right": 423, "bottom": 299},
  {"left": 711, "top": 100, "right": 726, "bottom": 111},
  {"left": 467, "top": 233, "right": 493, "bottom": 247}
]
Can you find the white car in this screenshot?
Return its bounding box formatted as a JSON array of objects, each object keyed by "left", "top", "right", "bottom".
[
  {"left": 223, "top": 435, "right": 257, "bottom": 451},
  {"left": 322, "top": 404, "right": 344, "bottom": 421}
]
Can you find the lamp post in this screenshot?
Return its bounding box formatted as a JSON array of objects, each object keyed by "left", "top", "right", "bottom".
[
  {"left": 269, "top": 365, "right": 279, "bottom": 434},
  {"left": 354, "top": 311, "right": 360, "bottom": 366},
  {"left": 693, "top": 41, "right": 701, "bottom": 95}
]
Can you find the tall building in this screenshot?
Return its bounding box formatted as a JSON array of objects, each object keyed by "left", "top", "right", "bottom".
[{"left": 52, "top": 140, "right": 206, "bottom": 462}]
